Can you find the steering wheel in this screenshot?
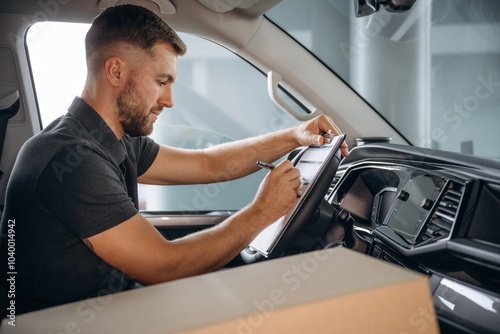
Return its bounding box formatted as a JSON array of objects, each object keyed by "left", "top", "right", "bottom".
[{"left": 241, "top": 139, "right": 344, "bottom": 263}]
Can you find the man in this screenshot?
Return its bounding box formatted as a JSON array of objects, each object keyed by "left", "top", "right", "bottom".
[{"left": 0, "top": 4, "right": 348, "bottom": 314}]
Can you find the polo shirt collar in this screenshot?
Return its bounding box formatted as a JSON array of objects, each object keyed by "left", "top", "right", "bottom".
[{"left": 67, "top": 97, "right": 126, "bottom": 165}]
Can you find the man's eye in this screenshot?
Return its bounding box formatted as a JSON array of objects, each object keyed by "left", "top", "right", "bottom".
[{"left": 157, "top": 81, "right": 166, "bottom": 87}]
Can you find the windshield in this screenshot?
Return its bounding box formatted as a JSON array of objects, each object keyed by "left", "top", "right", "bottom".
[{"left": 267, "top": 0, "right": 500, "bottom": 159}]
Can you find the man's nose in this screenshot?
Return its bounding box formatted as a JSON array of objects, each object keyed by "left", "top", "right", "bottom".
[{"left": 159, "top": 86, "right": 174, "bottom": 108}]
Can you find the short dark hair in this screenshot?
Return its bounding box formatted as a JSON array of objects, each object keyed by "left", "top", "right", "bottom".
[{"left": 85, "top": 4, "right": 187, "bottom": 74}]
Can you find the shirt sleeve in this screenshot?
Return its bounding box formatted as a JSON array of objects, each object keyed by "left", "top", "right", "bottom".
[
  {"left": 36, "top": 143, "right": 139, "bottom": 239},
  {"left": 131, "top": 136, "right": 160, "bottom": 176}
]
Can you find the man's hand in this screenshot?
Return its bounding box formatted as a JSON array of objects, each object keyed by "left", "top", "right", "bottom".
[
  {"left": 250, "top": 160, "right": 301, "bottom": 225},
  {"left": 293, "top": 114, "right": 349, "bottom": 157}
]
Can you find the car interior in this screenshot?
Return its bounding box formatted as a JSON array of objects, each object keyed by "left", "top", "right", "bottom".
[{"left": 0, "top": 0, "right": 499, "bottom": 333}]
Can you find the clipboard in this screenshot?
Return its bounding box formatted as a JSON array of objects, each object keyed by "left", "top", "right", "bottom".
[{"left": 249, "top": 134, "right": 346, "bottom": 257}]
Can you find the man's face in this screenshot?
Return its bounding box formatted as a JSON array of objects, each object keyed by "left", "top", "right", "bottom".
[{"left": 117, "top": 43, "right": 178, "bottom": 137}]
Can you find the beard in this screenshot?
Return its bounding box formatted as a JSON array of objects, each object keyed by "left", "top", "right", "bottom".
[{"left": 117, "top": 79, "right": 161, "bottom": 137}]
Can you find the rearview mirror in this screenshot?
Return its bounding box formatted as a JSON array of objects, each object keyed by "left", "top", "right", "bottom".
[{"left": 354, "top": 0, "right": 418, "bottom": 17}]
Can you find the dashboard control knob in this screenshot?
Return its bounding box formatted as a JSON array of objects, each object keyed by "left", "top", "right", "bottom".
[
  {"left": 421, "top": 198, "right": 434, "bottom": 210},
  {"left": 398, "top": 190, "right": 410, "bottom": 201}
]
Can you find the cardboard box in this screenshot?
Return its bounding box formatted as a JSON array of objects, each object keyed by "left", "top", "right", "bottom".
[{"left": 1, "top": 247, "right": 439, "bottom": 333}]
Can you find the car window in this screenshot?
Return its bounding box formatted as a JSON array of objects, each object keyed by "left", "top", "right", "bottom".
[
  {"left": 267, "top": 0, "right": 500, "bottom": 159},
  {"left": 27, "top": 22, "right": 301, "bottom": 212}
]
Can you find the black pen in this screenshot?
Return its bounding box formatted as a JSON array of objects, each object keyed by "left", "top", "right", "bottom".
[{"left": 257, "top": 161, "right": 276, "bottom": 170}]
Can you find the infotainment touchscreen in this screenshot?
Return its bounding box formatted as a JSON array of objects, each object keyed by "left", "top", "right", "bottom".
[
  {"left": 385, "top": 172, "right": 446, "bottom": 243},
  {"left": 249, "top": 134, "right": 346, "bottom": 257}
]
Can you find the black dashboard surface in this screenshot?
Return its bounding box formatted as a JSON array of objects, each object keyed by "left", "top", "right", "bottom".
[{"left": 329, "top": 143, "right": 500, "bottom": 334}]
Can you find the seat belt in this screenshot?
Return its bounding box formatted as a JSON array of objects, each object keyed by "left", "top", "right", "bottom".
[{"left": 0, "top": 88, "right": 20, "bottom": 181}]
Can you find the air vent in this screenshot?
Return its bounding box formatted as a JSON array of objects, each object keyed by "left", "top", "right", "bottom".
[{"left": 420, "top": 181, "right": 465, "bottom": 243}]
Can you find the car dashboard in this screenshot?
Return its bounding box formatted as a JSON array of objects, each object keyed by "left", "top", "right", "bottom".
[{"left": 326, "top": 143, "right": 500, "bottom": 334}]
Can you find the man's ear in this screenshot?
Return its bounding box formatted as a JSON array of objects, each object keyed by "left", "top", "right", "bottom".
[{"left": 104, "top": 57, "right": 126, "bottom": 88}]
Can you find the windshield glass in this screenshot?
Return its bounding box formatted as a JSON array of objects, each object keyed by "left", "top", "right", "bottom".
[{"left": 267, "top": 0, "right": 500, "bottom": 159}]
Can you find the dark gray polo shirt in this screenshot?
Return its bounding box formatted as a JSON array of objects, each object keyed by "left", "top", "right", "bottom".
[{"left": 0, "top": 97, "right": 159, "bottom": 314}]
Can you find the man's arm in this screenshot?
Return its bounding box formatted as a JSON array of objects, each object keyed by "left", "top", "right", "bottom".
[
  {"left": 88, "top": 160, "right": 301, "bottom": 285},
  {"left": 138, "top": 114, "right": 348, "bottom": 185}
]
